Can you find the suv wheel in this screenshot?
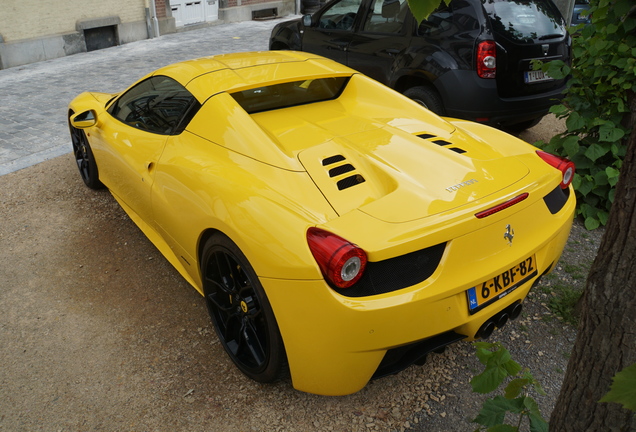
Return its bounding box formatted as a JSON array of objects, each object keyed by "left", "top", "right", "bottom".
[{"left": 404, "top": 86, "right": 445, "bottom": 116}]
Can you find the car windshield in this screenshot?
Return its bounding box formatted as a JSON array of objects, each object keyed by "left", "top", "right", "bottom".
[
  {"left": 230, "top": 77, "right": 350, "bottom": 114},
  {"left": 482, "top": 0, "right": 565, "bottom": 43}
]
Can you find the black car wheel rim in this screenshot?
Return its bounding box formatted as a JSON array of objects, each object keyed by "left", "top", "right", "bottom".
[
  {"left": 70, "top": 124, "right": 92, "bottom": 183},
  {"left": 203, "top": 249, "right": 269, "bottom": 373}
]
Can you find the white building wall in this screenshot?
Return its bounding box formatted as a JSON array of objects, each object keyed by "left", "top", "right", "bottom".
[
  {"left": 0, "top": 0, "right": 147, "bottom": 42},
  {"left": 0, "top": 0, "right": 150, "bottom": 69}
]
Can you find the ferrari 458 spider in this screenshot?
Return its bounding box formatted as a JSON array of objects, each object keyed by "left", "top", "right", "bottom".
[{"left": 68, "top": 51, "right": 575, "bottom": 396}]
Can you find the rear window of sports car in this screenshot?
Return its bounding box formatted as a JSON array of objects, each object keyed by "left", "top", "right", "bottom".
[{"left": 230, "top": 77, "right": 350, "bottom": 114}]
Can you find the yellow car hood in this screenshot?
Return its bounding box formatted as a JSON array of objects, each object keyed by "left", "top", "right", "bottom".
[{"left": 293, "top": 120, "right": 530, "bottom": 224}]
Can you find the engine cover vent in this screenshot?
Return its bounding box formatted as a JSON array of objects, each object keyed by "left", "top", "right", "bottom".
[
  {"left": 322, "top": 155, "right": 366, "bottom": 190},
  {"left": 416, "top": 134, "right": 467, "bottom": 154}
]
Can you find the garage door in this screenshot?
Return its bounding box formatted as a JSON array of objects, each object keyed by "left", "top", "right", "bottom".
[{"left": 171, "top": 0, "right": 218, "bottom": 26}]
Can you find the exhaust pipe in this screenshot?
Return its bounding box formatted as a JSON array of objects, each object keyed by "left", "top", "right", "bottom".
[
  {"left": 478, "top": 321, "right": 496, "bottom": 339},
  {"left": 510, "top": 302, "right": 523, "bottom": 320},
  {"left": 476, "top": 302, "right": 523, "bottom": 339},
  {"left": 496, "top": 313, "right": 509, "bottom": 329}
]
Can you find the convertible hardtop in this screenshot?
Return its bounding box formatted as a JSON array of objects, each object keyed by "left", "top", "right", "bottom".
[{"left": 153, "top": 51, "right": 355, "bottom": 102}]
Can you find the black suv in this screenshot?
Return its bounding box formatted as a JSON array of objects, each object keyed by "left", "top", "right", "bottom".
[{"left": 269, "top": 0, "right": 570, "bottom": 129}]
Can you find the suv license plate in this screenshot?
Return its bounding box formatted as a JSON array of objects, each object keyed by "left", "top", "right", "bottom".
[
  {"left": 467, "top": 255, "right": 538, "bottom": 314},
  {"left": 524, "top": 70, "right": 553, "bottom": 83}
]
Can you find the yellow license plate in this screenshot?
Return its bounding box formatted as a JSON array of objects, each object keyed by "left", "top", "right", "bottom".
[{"left": 467, "top": 255, "right": 538, "bottom": 314}]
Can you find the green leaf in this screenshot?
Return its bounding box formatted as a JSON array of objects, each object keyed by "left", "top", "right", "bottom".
[
  {"left": 471, "top": 365, "right": 508, "bottom": 394},
  {"left": 584, "top": 143, "right": 609, "bottom": 162},
  {"left": 549, "top": 104, "right": 568, "bottom": 116},
  {"left": 593, "top": 169, "right": 609, "bottom": 186},
  {"left": 503, "top": 359, "right": 522, "bottom": 377},
  {"left": 408, "top": 0, "right": 448, "bottom": 24},
  {"left": 528, "top": 413, "right": 549, "bottom": 432},
  {"left": 474, "top": 396, "right": 524, "bottom": 426},
  {"left": 562, "top": 135, "right": 580, "bottom": 157},
  {"left": 519, "top": 397, "right": 548, "bottom": 432},
  {"left": 599, "top": 124, "right": 625, "bottom": 142},
  {"left": 504, "top": 378, "right": 529, "bottom": 399},
  {"left": 577, "top": 177, "right": 594, "bottom": 196},
  {"left": 600, "top": 363, "right": 636, "bottom": 411},
  {"left": 566, "top": 111, "right": 585, "bottom": 131},
  {"left": 614, "top": 0, "right": 633, "bottom": 16},
  {"left": 473, "top": 397, "right": 507, "bottom": 426},
  {"left": 475, "top": 342, "right": 497, "bottom": 364},
  {"left": 585, "top": 216, "right": 600, "bottom": 230},
  {"left": 605, "top": 167, "right": 620, "bottom": 186},
  {"left": 523, "top": 397, "right": 542, "bottom": 416}
]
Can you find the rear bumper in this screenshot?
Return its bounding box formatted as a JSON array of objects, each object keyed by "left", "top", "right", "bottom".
[
  {"left": 435, "top": 70, "right": 565, "bottom": 126},
  {"left": 262, "top": 185, "right": 575, "bottom": 395}
]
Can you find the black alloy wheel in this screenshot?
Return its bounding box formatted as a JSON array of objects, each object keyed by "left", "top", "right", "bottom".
[
  {"left": 68, "top": 111, "right": 103, "bottom": 189},
  {"left": 201, "top": 234, "right": 287, "bottom": 382}
]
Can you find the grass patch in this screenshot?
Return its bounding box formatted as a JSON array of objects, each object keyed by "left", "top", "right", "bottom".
[
  {"left": 547, "top": 280, "right": 582, "bottom": 325},
  {"left": 537, "top": 274, "right": 583, "bottom": 326},
  {"left": 564, "top": 263, "right": 587, "bottom": 281}
]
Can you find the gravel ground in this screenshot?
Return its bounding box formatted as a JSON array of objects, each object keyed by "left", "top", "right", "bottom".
[{"left": 0, "top": 114, "right": 603, "bottom": 431}]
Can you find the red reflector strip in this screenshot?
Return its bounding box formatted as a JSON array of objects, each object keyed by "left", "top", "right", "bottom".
[{"left": 475, "top": 193, "right": 529, "bottom": 219}]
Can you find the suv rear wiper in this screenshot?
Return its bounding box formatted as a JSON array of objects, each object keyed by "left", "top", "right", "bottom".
[{"left": 539, "top": 33, "right": 564, "bottom": 40}]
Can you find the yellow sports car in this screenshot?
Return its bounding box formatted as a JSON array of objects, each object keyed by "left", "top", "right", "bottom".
[{"left": 68, "top": 51, "right": 575, "bottom": 396}]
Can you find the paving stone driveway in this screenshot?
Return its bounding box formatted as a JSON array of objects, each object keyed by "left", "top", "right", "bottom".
[{"left": 0, "top": 18, "right": 292, "bottom": 176}]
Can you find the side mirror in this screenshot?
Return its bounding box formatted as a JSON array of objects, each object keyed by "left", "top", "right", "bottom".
[
  {"left": 302, "top": 14, "right": 313, "bottom": 27},
  {"left": 71, "top": 110, "right": 97, "bottom": 129}
]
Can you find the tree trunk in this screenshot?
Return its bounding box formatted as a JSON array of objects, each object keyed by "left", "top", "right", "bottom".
[{"left": 550, "top": 96, "right": 636, "bottom": 430}]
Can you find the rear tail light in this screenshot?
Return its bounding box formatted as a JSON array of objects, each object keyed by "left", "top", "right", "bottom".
[
  {"left": 537, "top": 151, "right": 576, "bottom": 189},
  {"left": 475, "top": 193, "right": 529, "bottom": 219},
  {"left": 477, "top": 41, "right": 497, "bottom": 79},
  {"left": 307, "top": 227, "right": 367, "bottom": 289}
]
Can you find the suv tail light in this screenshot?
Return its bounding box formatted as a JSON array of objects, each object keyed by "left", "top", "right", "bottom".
[
  {"left": 537, "top": 151, "right": 575, "bottom": 188},
  {"left": 477, "top": 41, "right": 497, "bottom": 79},
  {"left": 307, "top": 227, "right": 367, "bottom": 289}
]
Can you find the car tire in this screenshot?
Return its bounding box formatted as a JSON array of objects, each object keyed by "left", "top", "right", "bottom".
[
  {"left": 69, "top": 111, "right": 103, "bottom": 190},
  {"left": 270, "top": 42, "right": 290, "bottom": 50},
  {"left": 404, "top": 86, "right": 446, "bottom": 116},
  {"left": 201, "top": 233, "right": 288, "bottom": 383}
]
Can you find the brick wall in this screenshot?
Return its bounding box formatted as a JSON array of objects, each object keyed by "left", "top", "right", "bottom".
[
  {"left": 240, "top": 0, "right": 270, "bottom": 6},
  {"left": 155, "top": 0, "right": 168, "bottom": 19},
  {"left": 0, "top": 0, "right": 147, "bottom": 42}
]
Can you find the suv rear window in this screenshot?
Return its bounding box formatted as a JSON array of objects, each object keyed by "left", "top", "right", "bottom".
[
  {"left": 230, "top": 77, "right": 349, "bottom": 114},
  {"left": 482, "top": 0, "right": 565, "bottom": 44}
]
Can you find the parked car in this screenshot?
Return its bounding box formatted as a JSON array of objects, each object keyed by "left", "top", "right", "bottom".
[
  {"left": 270, "top": 0, "right": 571, "bottom": 130},
  {"left": 571, "top": 0, "right": 591, "bottom": 25},
  {"left": 68, "top": 51, "right": 575, "bottom": 396}
]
